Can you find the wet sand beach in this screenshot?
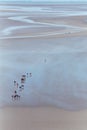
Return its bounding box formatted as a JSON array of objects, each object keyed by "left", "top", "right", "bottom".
[
  {"left": 0, "top": 3, "right": 87, "bottom": 130},
  {"left": 0, "top": 107, "right": 87, "bottom": 130}
]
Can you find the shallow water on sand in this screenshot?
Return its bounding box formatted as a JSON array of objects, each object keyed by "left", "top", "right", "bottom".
[
  {"left": 0, "top": 37, "right": 87, "bottom": 110},
  {"left": 0, "top": 4, "right": 87, "bottom": 110}
]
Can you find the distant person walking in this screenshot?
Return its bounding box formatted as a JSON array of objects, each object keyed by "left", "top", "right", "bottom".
[
  {"left": 12, "top": 94, "right": 20, "bottom": 100},
  {"left": 26, "top": 73, "right": 28, "bottom": 78},
  {"left": 19, "top": 85, "right": 24, "bottom": 91},
  {"left": 17, "top": 83, "right": 19, "bottom": 88},
  {"left": 14, "top": 90, "right": 17, "bottom": 94},
  {"left": 12, "top": 91, "right": 20, "bottom": 100},
  {"left": 21, "top": 75, "right": 26, "bottom": 83},
  {"left": 14, "top": 80, "right": 16, "bottom": 86},
  {"left": 44, "top": 58, "right": 47, "bottom": 63},
  {"left": 30, "top": 73, "right": 32, "bottom": 77}
]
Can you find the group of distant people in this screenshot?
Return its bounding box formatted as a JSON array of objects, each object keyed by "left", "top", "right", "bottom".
[
  {"left": 11, "top": 58, "right": 47, "bottom": 101},
  {"left": 11, "top": 73, "right": 32, "bottom": 101}
]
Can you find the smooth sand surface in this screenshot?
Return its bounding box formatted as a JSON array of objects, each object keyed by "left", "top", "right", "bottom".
[{"left": 0, "top": 107, "right": 87, "bottom": 130}]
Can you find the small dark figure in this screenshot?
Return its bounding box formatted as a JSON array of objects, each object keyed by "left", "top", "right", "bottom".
[
  {"left": 21, "top": 75, "right": 26, "bottom": 83},
  {"left": 14, "top": 94, "right": 20, "bottom": 100},
  {"left": 44, "top": 58, "right": 47, "bottom": 63},
  {"left": 12, "top": 94, "right": 20, "bottom": 100},
  {"left": 17, "top": 83, "right": 19, "bottom": 88},
  {"left": 26, "top": 73, "right": 28, "bottom": 78},
  {"left": 14, "top": 80, "right": 16, "bottom": 86},
  {"left": 14, "top": 90, "right": 17, "bottom": 94},
  {"left": 12, "top": 95, "right": 15, "bottom": 100},
  {"left": 15, "top": 95, "right": 20, "bottom": 100},
  {"left": 19, "top": 85, "right": 24, "bottom": 91},
  {"left": 12, "top": 95, "right": 14, "bottom": 100},
  {"left": 21, "top": 78, "right": 25, "bottom": 83},
  {"left": 22, "top": 75, "right": 26, "bottom": 78},
  {"left": 21, "top": 85, "right": 24, "bottom": 88},
  {"left": 30, "top": 73, "right": 32, "bottom": 77}
]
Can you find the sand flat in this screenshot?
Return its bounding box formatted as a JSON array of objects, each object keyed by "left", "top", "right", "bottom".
[
  {"left": 0, "top": 107, "right": 87, "bottom": 130},
  {"left": 0, "top": 3, "right": 87, "bottom": 130}
]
